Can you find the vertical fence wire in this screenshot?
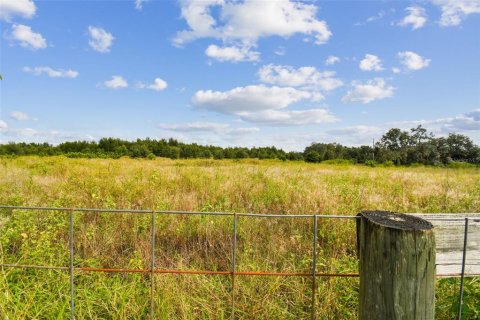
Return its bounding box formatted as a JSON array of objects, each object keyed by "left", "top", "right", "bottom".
[
  {"left": 69, "top": 209, "right": 75, "bottom": 320},
  {"left": 150, "top": 210, "right": 156, "bottom": 319},
  {"left": 231, "top": 213, "right": 238, "bottom": 320},
  {"left": 311, "top": 215, "right": 318, "bottom": 320},
  {"left": 457, "top": 218, "right": 469, "bottom": 320}
]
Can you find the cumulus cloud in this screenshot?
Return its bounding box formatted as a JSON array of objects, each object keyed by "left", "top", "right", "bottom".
[
  {"left": 9, "top": 111, "right": 30, "bottom": 121},
  {"left": 23, "top": 66, "right": 79, "bottom": 78},
  {"left": 430, "top": 0, "right": 480, "bottom": 26},
  {"left": 103, "top": 76, "right": 128, "bottom": 89},
  {"left": 10, "top": 24, "right": 46, "bottom": 50},
  {"left": 258, "top": 64, "right": 343, "bottom": 91},
  {"left": 193, "top": 85, "right": 322, "bottom": 113},
  {"left": 399, "top": 6, "right": 427, "bottom": 30},
  {"left": 88, "top": 26, "right": 114, "bottom": 53},
  {"left": 174, "top": 0, "right": 331, "bottom": 49},
  {"left": 342, "top": 78, "right": 394, "bottom": 104},
  {"left": 359, "top": 54, "right": 384, "bottom": 72},
  {"left": 192, "top": 84, "right": 334, "bottom": 125},
  {"left": 0, "top": 120, "right": 7, "bottom": 130},
  {"left": 0, "top": 0, "right": 36, "bottom": 21},
  {"left": 137, "top": 77, "right": 168, "bottom": 91},
  {"left": 398, "top": 51, "right": 431, "bottom": 70},
  {"left": 325, "top": 55, "right": 340, "bottom": 66},
  {"left": 205, "top": 44, "right": 260, "bottom": 62}
]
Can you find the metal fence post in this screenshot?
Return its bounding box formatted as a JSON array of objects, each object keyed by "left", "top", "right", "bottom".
[
  {"left": 231, "top": 213, "right": 238, "bottom": 320},
  {"left": 69, "top": 209, "right": 75, "bottom": 320},
  {"left": 457, "top": 218, "right": 469, "bottom": 320},
  {"left": 311, "top": 215, "right": 318, "bottom": 320},
  {"left": 150, "top": 210, "right": 156, "bottom": 319}
]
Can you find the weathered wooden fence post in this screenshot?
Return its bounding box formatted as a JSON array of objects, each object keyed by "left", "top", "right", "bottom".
[{"left": 357, "top": 210, "right": 435, "bottom": 320}]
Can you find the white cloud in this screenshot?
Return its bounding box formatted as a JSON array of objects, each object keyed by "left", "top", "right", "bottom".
[
  {"left": 10, "top": 24, "right": 46, "bottom": 50},
  {"left": 192, "top": 84, "right": 333, "bottom": 125},
  {"left": 359, "top": 54, "right": 384, "bottom": 72},
  {"left": 0, "top": 0, "right": 36, "bottom": 21},
  {"left": 137, "top": 77, "right": 168, "bottom": 91},
  {"left": 391, "top": 109, "right": 480, "bottom": 134},
  {"left": 88, "top": 26, "right": 114, "bottom": 53},
  {"left": 355, "top": 10, "right": 388, "bottom": 26},
  {"left": 392, "top": 67, "right": 401, "bottom": 74},
  {"left": 441, "top": 109, "right": 480, "bottom": 131},
  {"left": 399, "top": 6, "right": 427, "bottom": 30},
  {"left": 104, "top": 76, "right": 128, "bottom": 89},
  {"left": 325, "top": 55, "right": 340, "bottom": 66},
  {"left": 327, "top": 125, "right": 383, "bottom": 144},
  {"left": 238, "top": 108, "right": 337, "bottom": 125},
  {"left": 134, "top": 0, "right": 148, "bottom": 10},
  {"left": 366, "top": 10, "right": 386, "bottom": 23},
  {"left": 0, "top": 120, "right": 7, "bottom": 130},
  {"left": 159, "top": 122, "right": 259, "bottom": 134},
  {"left": 258, "top": 64, "right": 343, "bottom": 91},
  {"left": 174, "top": 0, "right": 331, "bottom": 47},
  {"left": 1, "top": 127, "right": 96, "bottom": 143},
  {"left": 9, "top": 111, "right": 30, "bottom": 121},
  {"left": 430, "top": 0, "right": 480, "bottom": 26},
  {"left": 193, "top": 85, "right": 322, "bottom": 113},
  {"left": 398, "top": 51, "right": 431, "bottom": 70},
  {"left": 205, "top": 44, "right": 260, "bottom": 62},
  {"left": 23, "top": 66, "right": 79, "bottom": 78},
  {"left": 342, "top": 78, "right": 394, "bottom": 104}
]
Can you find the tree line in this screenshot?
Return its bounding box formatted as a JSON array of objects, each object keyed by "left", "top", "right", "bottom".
[{"left": 1, "top": 126, "right": 479, "bottom": 166}]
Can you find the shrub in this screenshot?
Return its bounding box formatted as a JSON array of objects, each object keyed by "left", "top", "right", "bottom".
[
  {"left": 305, "top": 151, "right": 320, "bottom": 163},
  {"left": 383, "top": 160, "right": 395, "bottom": 167},
  {"left": 322, "top": 159, "right": 354, "bottom": 165},
  {"left": 364, "top": 160, "right": 377, "bottom": 167},
  {"left": 448, "top": 161, "right": 476, "bottom": 168}
]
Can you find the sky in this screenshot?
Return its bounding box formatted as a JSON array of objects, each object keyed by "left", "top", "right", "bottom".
[{"left": 0, "top": 0, "right": 479, "bottom": 151}]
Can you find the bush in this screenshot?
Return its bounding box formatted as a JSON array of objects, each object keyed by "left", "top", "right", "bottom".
[
  {"left": 322, "top": 159, "right": 354, "bottom": 165},
  {"left": 447, "top": 161, "right": 476, "bottom": 169},
  {"left": 146, "top": 153, "right": 156, "bottom": 160},
  {"left": 383, "top": 160, "right": 395, "bottom": 167},
  {"left": 364, "top": 160, "right": 377, "bottom": 167},
  {"left": 305, "top": 151, "right": 320, "bottom": 163},
  {"left": 408, "top": 162, "right": 425, "bottom": 168}
]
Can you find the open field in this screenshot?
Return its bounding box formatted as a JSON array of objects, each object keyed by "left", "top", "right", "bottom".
[{"left": 1, "top": 156, "right": 479, "bottom": 319}]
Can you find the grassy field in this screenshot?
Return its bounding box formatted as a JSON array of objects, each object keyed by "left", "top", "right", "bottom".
[{"left": 0, "top": 156, "right": 479, "bottom": 319}]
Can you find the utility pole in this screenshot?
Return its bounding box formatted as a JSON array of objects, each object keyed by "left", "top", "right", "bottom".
[{"left": 372, "top": 138, "right": 375, "bottom": 162}]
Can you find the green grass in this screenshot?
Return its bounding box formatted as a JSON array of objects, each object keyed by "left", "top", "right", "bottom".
[{"left": 1, "top": 156, "right": 479, "bottom": 319}]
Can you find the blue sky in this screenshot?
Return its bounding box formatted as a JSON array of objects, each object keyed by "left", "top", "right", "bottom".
[{"left": 1, "top": 0, "right": 479, "bottom": 150}]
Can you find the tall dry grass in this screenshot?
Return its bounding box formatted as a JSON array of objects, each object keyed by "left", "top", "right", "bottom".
[{"left": 0, "top": 156, "right": 479, "bottom": 319}]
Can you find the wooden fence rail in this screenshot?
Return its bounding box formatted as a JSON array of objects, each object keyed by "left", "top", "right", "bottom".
[{"left": 414, "top": 213, "right": 480, "bottom": 276}]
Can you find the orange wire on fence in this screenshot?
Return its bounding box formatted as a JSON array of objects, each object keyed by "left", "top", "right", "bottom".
[{"left": 1, "top": 205, "right": 478, "bottom": 320}]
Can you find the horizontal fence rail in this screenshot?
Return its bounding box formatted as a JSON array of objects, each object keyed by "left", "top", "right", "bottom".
[{"left": 0, "top": 205, "right": 479, "bottom": 320}]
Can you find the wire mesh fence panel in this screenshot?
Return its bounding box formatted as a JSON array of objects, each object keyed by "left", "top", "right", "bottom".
[{"left": 0, "top": 206, "right": 478, "bottom": 319}]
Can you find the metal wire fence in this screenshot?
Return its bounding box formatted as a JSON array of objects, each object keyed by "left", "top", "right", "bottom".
[{"left": 0, "top": 205, "right": 475, "bottom": 319}]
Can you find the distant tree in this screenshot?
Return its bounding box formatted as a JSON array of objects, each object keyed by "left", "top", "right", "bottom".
[{"left": 305, "top": 151, "right": 320, "bottom": 163}]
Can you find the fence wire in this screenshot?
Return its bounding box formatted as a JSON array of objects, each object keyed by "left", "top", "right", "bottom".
[{"left": 0, "top": 205, "right": 474, "bottom": 319}]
